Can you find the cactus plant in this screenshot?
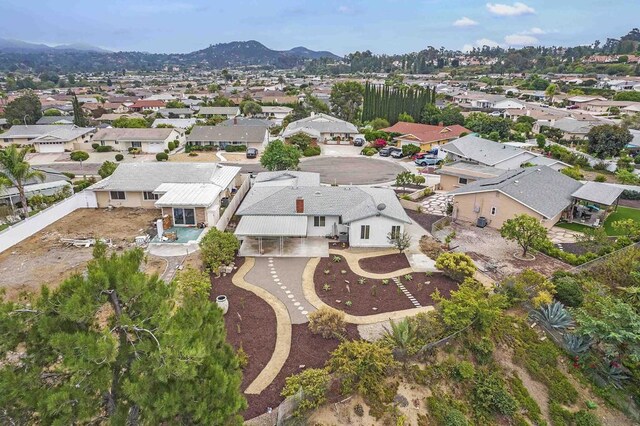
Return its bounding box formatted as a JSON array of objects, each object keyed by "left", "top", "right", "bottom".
[{"left": 530, "top": 301, "right": 574, "bottom": 330}]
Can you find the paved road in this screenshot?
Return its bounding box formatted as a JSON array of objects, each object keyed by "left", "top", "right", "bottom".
[{"left": 300, "top": 156, "right": 406, "bottom": 185}]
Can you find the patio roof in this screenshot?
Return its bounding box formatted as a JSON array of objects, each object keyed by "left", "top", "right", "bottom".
[
  {"left": 235, "top": 215, "right": 307, "bottom": 237},
  {"left": 154, "top": 183, "right": 222, "bottom": 207},
  {"left": 571, "top": 182, "right": 624, "bottom": 206}
]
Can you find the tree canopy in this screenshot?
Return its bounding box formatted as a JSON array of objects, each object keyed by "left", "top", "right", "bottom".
[
  {"left": 500, "top": 214, "right": 548, "bottom": 257},
  {"left": 586, "top": 124, "right": 633, "bottom": 159},
  {"left": 260, "top": 139, "right": 301, "bottom": 171},
  {"left": 0, "top": 248, "right": 246, "bottom": 424},
  {"left": 330, "top": 81, "right": 365, "bottom": 123},
  {"left": 4, "top": 91, "right": 42, "bottom": 125}
]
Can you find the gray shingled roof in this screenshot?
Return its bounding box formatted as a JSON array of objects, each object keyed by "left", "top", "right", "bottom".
[
  {"left": 571, "top": 182, "right": 624, "bottom": 206},
  {"left": 548, "top": 118, "right": 600, "bottom": 135},
  {"left": 92, "top": 128, "right": 175, "bottom": 141},
  {"left": 92, "top": 162, "right": 240, "bottom": 192},
  {"left": 440, "top": 135, "right": 535, "bottom": 166},
  {"left": 1, "top": 125, "right": 94, "bottom": 140},
  {"left": 450, "top": 166, "right": 583, "bottom": 219},
  {"left": 283, "top": 113, "right": 358, "bottom": 136},
  {"left": 197, "top": 106, "right": 240, "bottom": 116},
  {"left": 187, "top": 125, "right": 267, "bottom": 143}
]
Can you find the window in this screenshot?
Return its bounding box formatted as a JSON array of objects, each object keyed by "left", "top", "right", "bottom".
[
  {"left": 131, "top": 141, "right": 142, "bottom": 148},
  {"left": 390, "top": 225, "right": 401, "bottom": 239},
  {"left": 173, "top": 208, "right": 196, "bottom": 225},
  {"left": 110, "top": 191, "right": 125, "bottom": 200},
  {"left": 360, "top": 225, "right": 370, "bottom": 240},
  {"left": 458, "top": 177, "right": 468, "bottom": 185},
  {"left": 338, "top": 216, "right": 343, "bottom": 225},
  {"left": 143, "top": 191, "right": 159, "bottom": 200},
  {"left": 490, "top": 207, "right": 497, "bottom": 216},
  {"left": 313, "top": 216, "right": 326, "bottom": 227}
]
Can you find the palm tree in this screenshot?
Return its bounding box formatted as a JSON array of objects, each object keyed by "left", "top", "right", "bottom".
[{"left": 0, "top": 146, "right": 45, "bottom": 218}]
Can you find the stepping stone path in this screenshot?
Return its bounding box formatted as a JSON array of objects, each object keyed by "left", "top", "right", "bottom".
[
  {"left": 421, "top": 193, "right": 452, "bottom": 216},
  {"left": 391, "top": 277, "right": 421, "bottom": 308},
  {"left": 267, "top": 257, "right": 310, "bottom": 323}
]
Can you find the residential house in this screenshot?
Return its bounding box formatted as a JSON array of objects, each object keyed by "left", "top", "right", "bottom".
[
  {"left": 128, "top": 100, "right": 166, "bottom": 112},
  {"left": 197, "top": 106, "right": 240, "bottom": 119},
  {"left": 566, "top": 96, "right": 606, "bottom": 107},
  {"left": 439, "top": 135, "right": 539, "bottom": 170},
  {"left": 381, "top": 122, "right": 470, "bottom": 152},
  {"left": 36, "top": 116, "right": 75, "bottom": 125},
  {"left": 90, "top": 128, "right": 183, "bottom": 153},
  {"left": 186, "top": 124, "right": 269, "bottom": 150},
  {"left": 0, "top": 125, "right": 95, "bottom": 153},
  {"left": 220, "top": 117, "right": 274, "bottom": 128},
  {"left": 0, "top": 167, "right": 72, "bottom": 210},
  {"left": 91, "top": 162, "right": 242, "bottom": 229},
  {"left": 436, "top": 161, "right": 506, "bottom": 191},
  {"left": 157, "top": 108, "right": 195, "bottom": 119},
  {"left": 255, "top": 106, "right": 293, "bottom": 125},
  {"left": 534, "top": 117, "right": 601, "bottom": 140},
  {"left": 95, "top": 112, "right": 146, "bottom": 124},
  {"left": 582, "top": 100, "right": 639, "bottom": 114},
  {"left": 450, "top": 166, "right": 583, "bottom": 229},
  {"left": 152, "top": 118, "right": 199, "bottom": 129},
  {"left": 282, "top": 113, "right": 358, "bottom": 144},
  {"left": 235, "top": 171, "right": 411, "bottom": 256}
]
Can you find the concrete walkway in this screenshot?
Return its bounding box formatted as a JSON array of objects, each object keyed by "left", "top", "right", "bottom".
[
  {"left": 549, "top": 226, "right": 582, "bottom": 244},
  {"left": 232, "top": 258, "right": 292, "bottom": 395},
  {"left": 404, "top": 221, "right": 438, "bottom": 272},
  {"left": 421, "top": 193, "right": 451, "bottom": 216},
  {"left": 302, "top": 257, "right": 434, "bottom": 325},
  {"left": 245, "top": 257, "right": 315, "bottom": 324}
]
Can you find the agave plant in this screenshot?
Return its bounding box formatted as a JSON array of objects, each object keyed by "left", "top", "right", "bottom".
[
  {"left": 384, "top": 318, "right": 417, "bottom": 358},
  {"left": 530, "top": 301, "right": 575, "bottom": 330},
  {"left": 602, "top": 363, "right": 630, "bottom": 389},
  {"left": 563, "top": 333, "right": 592, "bottom": 355}
]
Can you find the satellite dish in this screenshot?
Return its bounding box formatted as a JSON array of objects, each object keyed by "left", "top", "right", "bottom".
[{"left": 377, "top": 203, "right": 386, "bottom": 211}]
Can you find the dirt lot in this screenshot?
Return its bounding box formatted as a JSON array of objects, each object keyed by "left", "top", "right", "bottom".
[
  {"left": 0, "top": 208, "right": 159, "bottom": 300},
  {"left": 449, "top": 222, "right": 571, "bottom": 280},
  {"left": 169, "top": 152, "right": 221, "bottom": 162}
]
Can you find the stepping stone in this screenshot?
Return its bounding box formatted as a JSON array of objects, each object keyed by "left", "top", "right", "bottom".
[
  {"left": 285, "top": 290, "right": 290, "bottom": 294},
  {"left": 274, "top": 278, "right": 280, "bottom": 282},
  {"left": 301, "top": 311, "right": 308, "bottom": 315},
  {"left": 298, "top": 306, "right": 304, "bottom": 310},
  {"left": 287, "top": 294, "right": 294, "bottom": 299},
  {"left": 281, "top": 286, "right": 287, "bottom": 289},
  {"left": 294, "top": 302, "right": 300, "bottom": 306}
]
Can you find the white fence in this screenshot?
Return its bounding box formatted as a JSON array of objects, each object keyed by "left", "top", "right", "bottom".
[
  {"left": 0, "top": 190, "right": 97, "bottom": 254},
  {"left": 215, "top": 175, "right": 250, "bottom": 231}
]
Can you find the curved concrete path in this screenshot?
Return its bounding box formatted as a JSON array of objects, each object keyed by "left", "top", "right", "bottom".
[
  {"left": 329, "top": 248, "right": 414, "bottom": 280},
  {"left": 302, "top": 257, "right": 434, "bottom": 325},
  {"left": 232, "top": 258, "right": 292, "bottom": 395}
]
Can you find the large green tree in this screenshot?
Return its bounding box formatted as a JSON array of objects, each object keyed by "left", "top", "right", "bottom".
[
  {"left": 330, "top": 81, "right": 365, "bottom": 123},
  {"left": 0, "top": 248, "right": 246, "bottom": 424},
  {"left": 240, "top": 100, "right": 262, "bottom": 117},
  {"left": 0, "top": 145, "right": 45, "bottom": 216},
  {"left": 500, "top": 214, "right": 548, "bottom": 257},
  {"left": 4, "top": 91, "right": 42, "bottom": 125},
  {"left": 72, "top": 94, "right": 88, "bottom": 127},
  {"left": 464, "top": 112, "right": 511, "bottom": 139},
  {"left": 586, "top": 124, "right": 633, "bottom": 159},
  {"left": 260, "top": 139, "right": 301, "bottom": 171}
]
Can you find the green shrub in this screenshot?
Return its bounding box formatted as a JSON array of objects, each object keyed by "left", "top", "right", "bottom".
[
  {"left": 224, "top": 144, "right": 247, "bottom": 152},
  {"left": 508, "top": 375, "right": 543, "bottom": 425},
  {"left": 281, "top": 368, "right": 330, "bottom": 416},
  {"left": 115, "top": 154, "right": 124, "bottom": 161},
  {"left": 435, "top": 252, "right": 477, "bottom": 282},
  {"left": 470, "top": 337, "right": 494, "bottom": 365},
  {"left": 574, "top": 410, "right": 602, "bottom": 426},
  {"left": 70, "top": 150, "right": 90, "bottom": 162},
  {"left": 553, "top": 276, "right": 584, "bottom": 307},
  {"left": 454, "top": 361, "right": 475, "bottom": 380},
  {"left": 308, "top": 307, "right": 346, "bottom": 338},
  {"left": 361, "top": 146, "right": 377, "bottom": 156},
  {"left": 91, "top": 143, "right": 99, "bottom": 150},
  {"left": 549, "top": 401, "right": 573, "bottom": 426},
  {"left": 425, "top": 395, "right": 469, "bottom": 426},
  {"left": 594, "top": 174, "right": 607, "bottom": 182},
  {"left": 62, "top": 172, "right": 76, "bottom": 179},
  {"left": 167, "top": 141, "right": 176, "bottom": 151},
  {"left": 155, "top": 152, "right": 169, "bottom": 161},
  {"left": 302, "top": 145, "right": 321, "bottom": 157},
  {"left": 164, "top": 149, "right": 170, "bottom": 154},
  {"left": 95, "top": 145, "right": 113, "bottom": 152},
  {"left": 561, "top": 166, "right": 584, "bottom": 180},
  {"left": 199, "top": 228, "right": 240, "bottom": 274},
  {"left": 471, "top": 372, "right": 517, "bottom": 417}
]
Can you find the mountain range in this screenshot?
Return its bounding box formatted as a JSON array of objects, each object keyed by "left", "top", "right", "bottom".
[{"left": 0, "top": 39, "right": 340, "bottom": 71}]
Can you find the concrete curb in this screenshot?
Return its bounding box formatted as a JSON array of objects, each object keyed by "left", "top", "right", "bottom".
[
  {"left": 302, "top": 257, "right": 434, "bottom": 325},
  {"left": 328, "top": 248, "right": 415, "bottom": 279},
  {"left": 232, "top": 257, "right": 292, "bottom": 395}
]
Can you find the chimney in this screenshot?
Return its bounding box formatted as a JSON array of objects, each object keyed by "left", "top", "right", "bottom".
[
  {"left": 295, "top": 197, "right": 304, "bottom": 213},
  {"left": 438, "top": 121, "right": 444, "bottom": 127}
]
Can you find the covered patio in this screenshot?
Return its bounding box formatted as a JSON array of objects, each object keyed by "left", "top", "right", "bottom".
[
  {"left": 235, "top": 215, "right": 329, "bottom": 257},
  {"left": 568, "top": 182, "right": 625, "bottom": 227}
]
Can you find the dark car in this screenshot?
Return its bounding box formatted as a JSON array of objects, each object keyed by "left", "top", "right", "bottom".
[
  {"left": 246, "top": 148, "right": 258, "bottom": 158},
  {"left": 378, "top": 147, "right": 393, "bottom": 157},
  {"left": 353, "top": 137, "right": 365, "bottom": 147}
]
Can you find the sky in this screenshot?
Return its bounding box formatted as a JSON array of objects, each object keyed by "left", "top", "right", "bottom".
[{"left": 0, "top": 0, "right": 638, "bottom": 55}]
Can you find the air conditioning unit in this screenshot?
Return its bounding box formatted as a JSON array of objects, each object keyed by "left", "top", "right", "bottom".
[{"left": 476, "top": 217, "right": 488, "bottom": 228}]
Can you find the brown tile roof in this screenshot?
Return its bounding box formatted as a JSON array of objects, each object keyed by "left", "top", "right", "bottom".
[{"left": 381, "top": 122, "right": 470, "bottom": 143}]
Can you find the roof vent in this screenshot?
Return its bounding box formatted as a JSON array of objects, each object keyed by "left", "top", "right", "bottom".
[
  {"left": 377, "top": 203, "right": 386, "bottom": 211},
  {"left": 314, "top": 191, "right": 322, "bottom": 196}
]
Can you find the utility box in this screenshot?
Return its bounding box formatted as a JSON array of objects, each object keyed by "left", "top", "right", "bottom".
[{"left": 476, "top": 216, "right": 488, "bottom": 228}]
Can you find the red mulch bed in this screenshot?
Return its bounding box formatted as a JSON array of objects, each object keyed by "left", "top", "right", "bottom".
[
  {"left": 358, "top": 253, "right": 411, "bottom": 274},
  {"left": 314, "top": 255, "right": 415, "bottom": 315},
  {"left": 620, "top": 199, "right": 640, "bottom": 209},
  {"left": 404, "top": 208, "right": 445, "bottom": 231},
  {"left": 244, "top": 323, "right": 360, "bottom": 420},
  {"left": 209, "top": 257, "right": 277, "bottom": 402},
  {"left": 400, "top": 272, "right": 460, "bottom": 306}
]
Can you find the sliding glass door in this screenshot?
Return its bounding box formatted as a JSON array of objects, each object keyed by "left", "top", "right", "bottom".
[{"left": 173, "top": 208, "right": 196, "bottom": 226}]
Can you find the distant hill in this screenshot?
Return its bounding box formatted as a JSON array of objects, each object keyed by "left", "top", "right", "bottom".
[
  {"left": 0, "top": 38, "right": 110, "bottom": 53},
  {"left": 0, "top": 39, "right": 339, "bottom": 71}
]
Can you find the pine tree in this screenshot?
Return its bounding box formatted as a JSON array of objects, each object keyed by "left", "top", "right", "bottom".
[{"left": 72, "top": 94, "right": 88, "bottom": 127}]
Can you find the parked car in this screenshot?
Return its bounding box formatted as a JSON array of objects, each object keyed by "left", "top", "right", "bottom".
[
  {"left": 390, "top": 149, "right": 405, "bottom": 158},
  {"left": 415, "top": 157, "right": 443, "bottom": 166},
  {"left": 246, "top": 148, "right": 258, "bottom": 159},
  {"left": 412, "top": 149, "right": 439, "bottom": 161},
  {"left": 380, "top": 147, "right": 401, "bottom": 157},
  {"left": 353, "top": 137, "right": 365, "bottom": 147}
]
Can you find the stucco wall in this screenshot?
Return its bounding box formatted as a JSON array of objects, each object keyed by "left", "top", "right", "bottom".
[
  {"left": 452, "top": 191, "right": 550, "bottom": 229},
  {"left": 348, "top": 216, "right": 404, "bottom": 247},
  {"left": 95, "top": 191, "right": 158, "bottom": 209},
  {"left": 306, "top": 215, "right": 341, "bottom": 237},
  {"left": 439, "top": 174, "right": 477, "bottom": 191}
]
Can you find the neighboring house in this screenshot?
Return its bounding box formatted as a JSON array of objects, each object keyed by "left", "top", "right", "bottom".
[
  {"left": 582, "top": 100, "right": 639, "bottom": 114},
  {"left": 90, "top": 128, "right": 183, "bottom": 153},
  {"left": 450, "top": 166, "right": 583, "bottom": 229},
  {"left": 493, "top": 100, "right": 526, "bottom": 110},
  {"left": 128, "top": 100, "right": 166, "bottom": 112},
  {"left": 152, "top": 118, "right": 199, "bottom": 129},
  {"left": 452, "top": 92, "right": 506, "bottom": 109},
  {"left": 186, "top": 125, "right": 269, "bottom": 150},
  {"left": 436, "top": 161, "right": 506, "bottom": 191},
  {"left": 534, "top": 117, "right": 601, "bottom": 140},
  {"left": 282, "top": 113, "right": 358, "bottom": 144},
  {"left": 0, "top": 167, "right": 72, "bottom": 210},
  {"left": 95, "top": 112, "right": 146, "bottom": 124},
  {"left": 91, "top": 162, "right": 242, "bottom": 228},
  {"left": 235, "top": 171, "right": 411, "bottom": 255},
  {"left": 255, "top": 106, "right": 293, "bottom": 125},
  {"left": 197, "top": 106, "right": 240, "bottom": 119},
  {"left": 36, "top": 116, "right": 75, "bottom": 125},
  {"left": 566, "top": 96, "right": 606, "bottom": 106},
  {"left": 0, "top": 125, "right": 95, "bottom": 153},
  {"left": 439, "top": 135, "right": 538, "bottom": 170},
  {"left": 220, "top": 117, "right": 274, "bottom": 128},
  {"left": 157, "top": 108, "right": 194, "bottom": 119},
  {"left": 381, "top": 122, "right": 470, "bottom": 152}
]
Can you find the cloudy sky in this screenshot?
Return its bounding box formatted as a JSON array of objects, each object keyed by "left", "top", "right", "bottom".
[{"left": 0, "top": 0, "right": 637, "bottom": 55}]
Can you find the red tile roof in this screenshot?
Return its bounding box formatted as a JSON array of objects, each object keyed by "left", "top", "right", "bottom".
[{"left": 381, "top": 122, "right": 470, "bottom": 144}]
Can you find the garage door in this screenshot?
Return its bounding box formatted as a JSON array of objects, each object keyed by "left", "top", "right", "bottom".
[
  {"left": 38, "top": 142, "right": 65, "bottom": 153},
  {"left": 147, "top": 143, "right": 164, "bottom": 153}
]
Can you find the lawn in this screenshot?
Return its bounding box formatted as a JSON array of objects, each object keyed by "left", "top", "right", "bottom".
[{"left": 555, "top": 206, "right": 640, "bottom": 236}]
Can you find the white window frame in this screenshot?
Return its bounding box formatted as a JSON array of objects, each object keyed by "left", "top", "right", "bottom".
[
  {"left": 313, "top": 216, "right": 326, "bottom": 227},
  {"left": 143, "top": 191, "right": 159, "bottom": 200},
  {"left": 390, "top": 225, "right": 401, "bottom": 239},
  {"left": 360, "top": 225, "right": 370, "bottom": 240},
  {"left": 490, "top": 206, "right": 497, "bottom": 216},
  {"left": 110, "top": 191, "right": 126, "bottom": 200}
]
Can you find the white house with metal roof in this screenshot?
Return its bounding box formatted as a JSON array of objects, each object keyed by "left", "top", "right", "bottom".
[
  {"left": 91, "top": 162, "right": 242, "bottom": 228},
  {"left": 235, "top": 171, "right": 411, "bottom": 256}
]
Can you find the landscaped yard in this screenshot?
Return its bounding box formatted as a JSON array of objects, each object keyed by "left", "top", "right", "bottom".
[{"left": 556, "top": 206, "right": 640, "bottom": 236}]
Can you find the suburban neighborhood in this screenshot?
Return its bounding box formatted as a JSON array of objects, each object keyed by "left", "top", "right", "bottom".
[{"left": 1, "top": 2, "right": 640, "bottom": 425}]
